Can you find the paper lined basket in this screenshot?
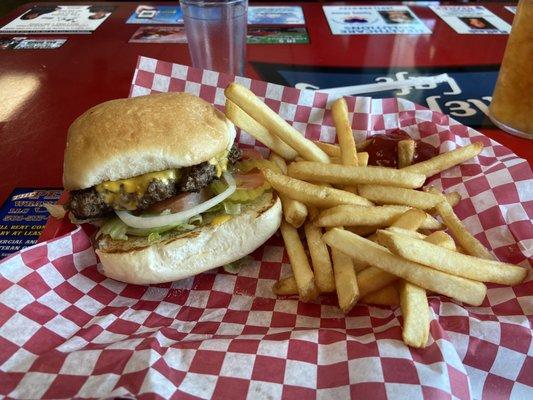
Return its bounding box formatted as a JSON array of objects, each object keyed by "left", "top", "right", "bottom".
[{"left": 0, "top": 56, "right": 531, "bottom": 399}]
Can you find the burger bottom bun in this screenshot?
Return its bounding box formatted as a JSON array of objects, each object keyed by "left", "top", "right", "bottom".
[{"left": 95, "top": 195, "right": 282, "bottom": 285}]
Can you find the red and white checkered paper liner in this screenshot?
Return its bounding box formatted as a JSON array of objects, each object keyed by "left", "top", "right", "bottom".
[{"left": 1, "top": 56, "right": 532, "bottom": 399}]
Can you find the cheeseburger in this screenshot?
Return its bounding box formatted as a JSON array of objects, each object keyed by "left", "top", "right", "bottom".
[{"left": 62, "top": 92, "right": 282, "bottom": 284}]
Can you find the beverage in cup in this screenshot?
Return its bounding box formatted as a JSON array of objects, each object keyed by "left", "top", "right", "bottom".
[
  {"left": 489, "top": 0, "right": 533, "bottom": 138},
  {"left": 181, "top": 0, "right": 248, "bottom": 76}
]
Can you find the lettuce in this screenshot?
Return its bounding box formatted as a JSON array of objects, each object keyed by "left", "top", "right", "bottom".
[
  {"left": 223, "top": 256, "right": 254, "bottom": 274},
  {"left": 99, "top": 217, "right": 197, "bottom": 241}
]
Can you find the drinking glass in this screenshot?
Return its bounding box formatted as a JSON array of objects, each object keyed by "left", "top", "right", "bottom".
[
  {"left": 181, "top": 0, "right": 248, "bottom": 76},
  {"left": 489, "top": 0, "right": 533, "bottom": 138}
]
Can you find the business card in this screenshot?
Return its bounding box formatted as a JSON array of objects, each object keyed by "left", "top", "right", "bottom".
[
  {"left": 126, "top": 5, "right": 183, "bottom": 25},
  {"left": 247, "top": 27, "right": 309, "bottom": 44},
  {"left": 0, "top": 5, "right": 115, "bottom": 34},
  {"left": 1, "top": 36, "right": 67, "bottom": 49},
  {"left": 248, "top": 6, "right": 305, "bottom": 25},
  {"left": 323, "top": 6, "right": 431, "bottom": 35},
  {"left": 129, "top": 26, "right": 187, "bottom": 43},
  {"left": 430, "top": 6, "right": 511, "bottom": 34}
]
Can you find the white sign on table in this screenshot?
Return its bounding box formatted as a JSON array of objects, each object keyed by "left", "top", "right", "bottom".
[
  {"left": 323, "top": 6, "right": 431, "bottom": 35},
  {"left": 247, "top": 6, "right": 305, "bottom": 25},
  {"left": 430, "top": 5, "right": 511, "bottom": 34},
  {"left": 0, "top": 5, "right": 115, "bottom": 34}
]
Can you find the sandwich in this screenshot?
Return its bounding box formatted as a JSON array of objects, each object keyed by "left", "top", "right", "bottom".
[{"left": 61, "top": 92, "right": 282, "bottom": 284}]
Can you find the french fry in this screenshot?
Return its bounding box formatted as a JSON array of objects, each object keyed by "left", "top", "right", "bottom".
[
  {"left": 273, "top": 276, "right": 298, "bottom": 296},
  {"left": 381, "top": 229, "right": 457, "bottom": 249},
  {"left": 269, "top": 153, "right": 288, "bottom": 174},
  {"left": 398, "top": 139, "right": 415, "bottom": 168},
  {"left": 385, "top": 227, "right": 427, "bottom": 240},
  {"left": 333, "top": 98, "right": 360, "bottom": 194},
  {"left": 269, "top": 153, "right": 308, "bottom": 228},
  {"left": 225, "top": 83, "right": 330, "bottom": 163},
  {"left": 288, "top": 161, "right": 426, "bottom": 189},
  {"left": 323, "top": 228, "right": 487, "bottom": 306},
  {"left": 402, "top": 142, "right": 483, "bottom": 177},
  {"left": 352, "top": 258, "right": 370, "bottom": 273},
  {"left": 424, "top": 231, "right": 456, "bottom": 252},
  {"left": 315, "top": 205, "right": 441, "bottom": 230},
  {"left": 264, "top": 169, "right": 373, "bottom": 208},
  {"left": 312, "top": 140, "right": 371, "bottom": 157},
  {"left": 445, "top": 192, "right": 461, "bottom": 207},
  {"left": 304, "top": 223, "right": 335, "bottom": 293},
  {"left": 361, "top": 285, "right": 399, "bottom": 306},
  {"left": 280, "top": 194, "right": 308, "bottom": 228},
  {"left": 390, "top": 209, "right": 427, "bottom": 230},
  {"left": 424, "top": 186, "right": 461, "bottom": 207},
  {"left": 280, "top": 221, "right": 319, "bottom": 302},
  {"left": 331, "top": 247, "right": 359, "bottom": 313},
  {"left": 436, "top": 201, "right": 494, "bottom": 260},
  {"left": 386, "top": 202, "right": 430, "bottom": 347},
  {"left": 357, "top": 266, "right": 398, "bottom": 298},
  {"left": 307, "top": 205, "right": 320, "bottom": 220},
  {"left": 358, "top": 185, "right": 446, "bottom": 210},
  {"left": 347, "top": 226, "right": 378, "bottom": 237},
  {"left": 367, "top": 209, "right": 426, "bottom": 242},
  {"left": 376, "top": 230, "right": 526, "bottom": 285},
  {"left": 225, "top": 100, "right": 298, "bottom": 160},
  {"left": 399, "top": 281, "right": 429, "bottom": 348},
  {"left": 313, "top": 141, "right": 341, "bottom": 157},
  {"left": 358, "top": 152, "right": 369, "bottom": 167},
  {"left": 329, "top": 153, "right": 368, "bottom": 165},
  {"left": 400, "top": 228, "right": 453, "bottom": 349},
  {"left": 332, "top": 98, "right": 358, "bottom": 167}
]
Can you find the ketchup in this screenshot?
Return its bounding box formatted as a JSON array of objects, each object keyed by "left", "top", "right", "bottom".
[{"left": 364, "top": 129, "right": 437, "bottom": 168}]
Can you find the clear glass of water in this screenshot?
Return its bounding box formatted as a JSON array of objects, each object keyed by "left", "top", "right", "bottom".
[{"left": 181, "top": 0, "right": 248, "bottom": 76}]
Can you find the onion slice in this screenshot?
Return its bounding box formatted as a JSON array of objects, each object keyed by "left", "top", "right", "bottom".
[{"left": 116, "top": 172, "right": 236, "bottom": 229}]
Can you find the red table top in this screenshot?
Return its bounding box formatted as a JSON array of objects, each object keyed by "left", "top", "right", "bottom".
[{"left": 0, "top": 1, "right": 531, "bottom": 207}]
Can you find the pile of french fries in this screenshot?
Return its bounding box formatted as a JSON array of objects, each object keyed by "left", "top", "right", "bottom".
[{"left": 224, "top": 83, "right": 527, "bottom": 348}]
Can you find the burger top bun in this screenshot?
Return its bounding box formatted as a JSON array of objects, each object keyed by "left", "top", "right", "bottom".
[
  {"left": 63, "top": 93, "right": 235, "bottom": 191},
  {"left": 95, "top": 196, "right": 282, "bottom": 285}
]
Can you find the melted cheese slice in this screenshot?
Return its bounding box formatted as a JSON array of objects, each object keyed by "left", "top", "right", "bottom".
[
  {"left": 96, "top": 169, "right": 178, "bottom": 210},
  {"left": 209, "top": 150, "right": 229, "bottom": 178},
  {"left": 95, "top": 150, "right": 229, "bottom": 210}
]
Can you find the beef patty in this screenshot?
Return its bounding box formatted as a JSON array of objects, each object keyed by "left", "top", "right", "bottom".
[{"left": 68, "top": 144, "right": 242, "bottom": 220}]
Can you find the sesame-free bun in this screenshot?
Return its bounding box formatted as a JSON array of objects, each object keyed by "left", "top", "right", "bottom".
[
  {"left": 63, "top": 93, "right": 235, "bottom": 190},
  {"left": 95, "top": 196, "right": 282, "bottom": 285}
]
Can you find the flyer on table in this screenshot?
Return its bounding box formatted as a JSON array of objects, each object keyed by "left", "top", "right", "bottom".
[
  {"left": 430, "top": 6, "right": 511, "bottom": 34},
  {"left": 323, "top": 6, "right": 431, "bottom": 35},
  {"left": 247, "top": 6, "right": 305, "bottom": 25},
  {"left": 0, "top": 5, "right": 115, "bottom": 34},
  {"left": 247, "top": 27, "right": 309, "bottom": 44},
  {"left": 0, "top": 189, "right": 61, "bottom": 258},
  {"left": 129, "top": 26, "right": 187, "bottom": 43},
  {"left": 126, "top": 5, "right": 183, "bottom": 25},
  {"left": 0, "top": 37, "right": 66, "bottom": 49}
]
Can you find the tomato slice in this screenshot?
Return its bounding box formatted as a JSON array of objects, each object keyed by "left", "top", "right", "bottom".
[
  {"left": 235, "top": 171, "right": 265, "bottom": 189},
  {"left": 147, "top": 188, "right": 212, "bottom": 213},
  {"left": 241, "top": 148, "right": 264, "bottom": 160}
]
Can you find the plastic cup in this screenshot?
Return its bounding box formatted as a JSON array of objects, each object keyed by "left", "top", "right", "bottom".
[
  {"left": 489, "top": 0, "right": 533, "bottom": 138},
  {"left": 181, "top": 0, "right": 248, "bottom": 76}
]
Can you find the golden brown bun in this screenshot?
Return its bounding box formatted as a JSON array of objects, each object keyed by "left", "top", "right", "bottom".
[
  {"left": 95, "top": 196, "right": 282, "bottom": 284},
  {"left": 63, "top": 93, "right": 235, "bottom": 190}
]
